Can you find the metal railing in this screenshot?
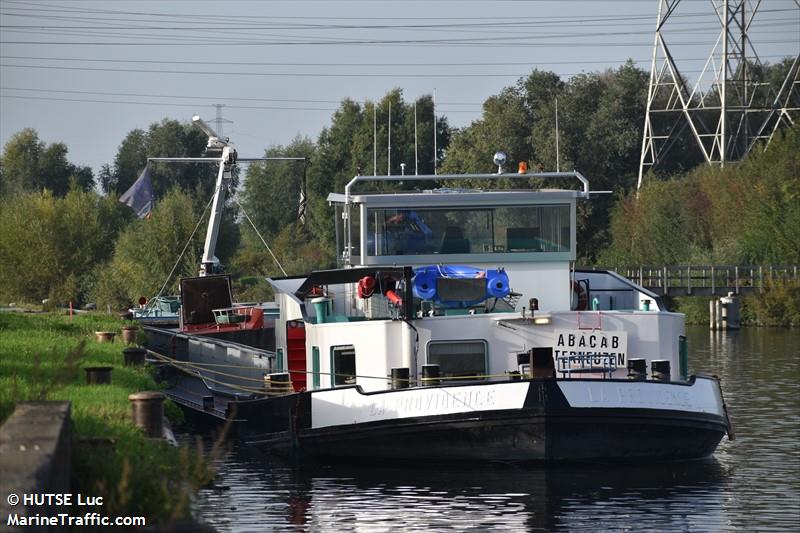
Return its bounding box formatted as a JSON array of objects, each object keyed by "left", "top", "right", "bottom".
[
  {"left": 589, "top": 265, "right": 799, "bottom": 296},
  {"left": 556, "top": 354, "right": 618, "bottom": 379}
]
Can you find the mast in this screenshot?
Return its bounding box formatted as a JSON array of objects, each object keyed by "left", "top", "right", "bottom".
[
  {"left": 200, "top": 149, "right": 233, "bottom": 276},
  {"left": 149, "top": 115, "right": 304, "bottom": 277},
  {"left": 388, "top": 100, "right": 392, "bottom": 176},
  {"left": 414, "top": 101, "right": 419, "bottom": 175},
  {"left": 555, "top": 96, "right": 561, "bottom": 172},
  {"left": 433, "top": 88, "right": 437, "bottom": 175}
]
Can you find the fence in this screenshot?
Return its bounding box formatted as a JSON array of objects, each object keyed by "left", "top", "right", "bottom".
[{"left": 588, "top": 265, "right": 799, "bottom": 296}]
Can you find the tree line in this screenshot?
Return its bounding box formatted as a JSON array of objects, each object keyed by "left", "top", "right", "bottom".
[{"left": 0, "top": 59, "right": 796, "bottom": 309}]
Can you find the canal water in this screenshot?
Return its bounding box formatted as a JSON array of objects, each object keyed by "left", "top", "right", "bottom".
[{"left": 193, "top": 327, "right": 800, "bottom": 531}]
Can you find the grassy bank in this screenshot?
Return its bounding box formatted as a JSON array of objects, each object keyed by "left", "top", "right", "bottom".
[{"left": 0, "top": 311, "right": 214, "bottom": 524}]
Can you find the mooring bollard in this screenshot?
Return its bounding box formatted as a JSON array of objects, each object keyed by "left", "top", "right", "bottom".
[
  {"left": 710, "top": 294, "right": 741, "bottom": 331},
  {"left": 123, "top": 347, "right": 147, "bottom": 366},
  {"left": 529, "top": 348, "right": 556, "bottom": 379},
  {"left": 390, "top": 367, "right": 410, "bottom": 389},
  {"left": 202, "top": 396, "right": 214, "bottom": 411},
  {"left": 627, "top": 358, "right": 647, "bottom": 380},
  {"left": 651, "top": 360, "right": 671, "bottom": 382},
  {"left": 121, "top": 326, "right": 138, "bottom": 345},
  {"left": 264, "top": 372, "right": 293, "bottom": 396},
  {"left": 94, "top": 331, "right": 116, "bottom": 343},
  {"left": 128, "top": 391, "right": 165, "bottom": 438},
  {"left": 84, "top": 366, "right": 113, "bottom": 385},
  {"left": 720, "top": 292, "right": 741, "bottom": 330},
  {"left": 421, "top": 364, "right": 441, "bottom": 386}
]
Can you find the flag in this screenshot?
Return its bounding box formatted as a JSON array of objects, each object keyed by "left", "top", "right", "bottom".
[
  {"left": 120, "top": 166, "right": 154, "bottom": 219},
  {"left": 297, "top": 165, "right": 307, "bottom": 225},
  {"left": 298, "top": 187, "right": 307, "bottom": 225}
]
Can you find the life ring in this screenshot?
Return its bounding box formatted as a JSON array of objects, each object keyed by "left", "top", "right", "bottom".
[{"left": 571, "top": 281, "right": 588, "bottom": 311}]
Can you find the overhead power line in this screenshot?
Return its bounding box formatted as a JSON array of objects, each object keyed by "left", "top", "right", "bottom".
[
  {"left": 0, "top": 86, "right": 478, "bottom": 106},
  {"left": 3, "top": 38, "right": 794, "bottom": 47},
  {"left": 0, "top": 59, "right": 792, "bottom": 78},
  {"left": 1, "top": 54, "right": 792, "bottom": 69},
  {"left": 0, "top": 93, "right": 480, "bottom": 114},
  {"left": 2, "top": 9, "right": 793, "bottom": 30}
]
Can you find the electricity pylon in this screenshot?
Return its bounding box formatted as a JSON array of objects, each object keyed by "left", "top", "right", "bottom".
[{"left": 638, "top": 0, "right": 800, "bottom": 189}]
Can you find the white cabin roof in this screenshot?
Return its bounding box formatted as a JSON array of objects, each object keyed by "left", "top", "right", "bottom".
[{"left": 328, "top": 188, "right": 587, "bottom": 207}]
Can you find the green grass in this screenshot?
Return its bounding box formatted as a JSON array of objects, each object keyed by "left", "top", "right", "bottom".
[{"left": 0, "top": 311, "right": 214, "bottom": 524}]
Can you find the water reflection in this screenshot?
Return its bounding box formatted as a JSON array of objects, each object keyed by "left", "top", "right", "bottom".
[
  {"left": 690, "top": 326, "right": 800, "bottom": 531},
  {"left": 196, "top": 446, "right": 729, "bottom": 532},
  {"left": 194, "top": 327, "right": 800, "bottom": 532}
]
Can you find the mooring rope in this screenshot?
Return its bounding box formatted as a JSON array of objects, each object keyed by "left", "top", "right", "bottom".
[
  {"left": 148, "top": 350, "right": 268, "bottom": 395},
  {"left": 147, "top": 348, "right": 519, "bottom": 391}
]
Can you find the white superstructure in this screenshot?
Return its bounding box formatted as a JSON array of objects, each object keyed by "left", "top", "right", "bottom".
[{"left": 270, "top": 171, "right": 688, "bottom": 392}]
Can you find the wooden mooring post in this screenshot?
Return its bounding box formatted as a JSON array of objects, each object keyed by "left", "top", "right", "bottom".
[{"left": 709, "top": 293, "right": 741, "bottom": 330}]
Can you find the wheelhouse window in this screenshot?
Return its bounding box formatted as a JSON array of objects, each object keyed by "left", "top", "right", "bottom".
[
  {"left": 331, "top": 345, "right": 356, "bottom": 386},
  {"left": 365, "top": 205, "right": 570, "bottom": 256},
  {"left": 428, "top": 340, "right": 488, "bottom": 380}
]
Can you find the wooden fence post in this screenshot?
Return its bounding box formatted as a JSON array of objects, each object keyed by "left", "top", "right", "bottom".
[
  {"left": 687, "top": 265, "right": 692, "bottom": 295},
  {"left": 711, "top": 266, "right": 716, "bottom": 295}
]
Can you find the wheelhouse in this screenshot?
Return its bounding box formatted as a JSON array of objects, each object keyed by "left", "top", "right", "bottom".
[{"left": 328, "top": 172, "right": 590, "bottom": 312}]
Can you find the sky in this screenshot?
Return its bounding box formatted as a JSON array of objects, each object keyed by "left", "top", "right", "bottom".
[{"left": 1, "top": 0, "right": 798, "bottom": 173}]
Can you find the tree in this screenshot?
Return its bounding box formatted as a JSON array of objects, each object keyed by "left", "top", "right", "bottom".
[
  {"left": 93, "top": 188, "right": 206, "bottom": 308},
  {"left": 440, "top": 62, "right": 654, "bottom": 261},
  {"left": 104, "top": 129, "right": 147, "bottom": 195},
  {"left": 230, "top": 136, "right": 315, "bottom": 295},
  {"left": 0, "top": 129, "right": 42, "bottom": 196},
  {"left": 440, "top": 86, "right": 531, "bottom": 175},
  {"left": 0, "top": 129, "right": 93, "bottom": 197},
  {"left": 304, "top": 90, "right": 450, "bottom": 266},
  {"left": 103, "top": 119, "right": 218, "bottom": 200},
  {"left": 39, "top": 142, "right": 93, "bottom": 195},
  {"left": 239, "top": 136, "right": 315, "bottom": 237}
]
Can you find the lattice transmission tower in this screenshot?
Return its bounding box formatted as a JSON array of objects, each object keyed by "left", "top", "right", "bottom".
[
  {"left": 212, "top": 103, "right": 233, "bottom": 139},
  {"left": 638, "top": 0, "right": 800, "bottom": 189}
]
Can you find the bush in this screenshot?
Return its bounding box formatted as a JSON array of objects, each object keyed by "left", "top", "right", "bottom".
[
  {"left": 0, "top": 189, "right": 128, "bottom": 306},
  {"left": 600, "top": 125, "right": 799, "bottom": 267},
  {"left": 744, "top": 281, "right": 800, "bottom": 327}
]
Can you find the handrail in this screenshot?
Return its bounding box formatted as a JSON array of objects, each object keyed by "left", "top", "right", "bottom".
[
  {"left": 344, "top": 170, "right": 597, "bottom": 204},
  {"left": 587, "top": 264, "right": 799, "bottom": 295},
  {"left": 557, "top": 353, "right": 618, "bottom": 379}
]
